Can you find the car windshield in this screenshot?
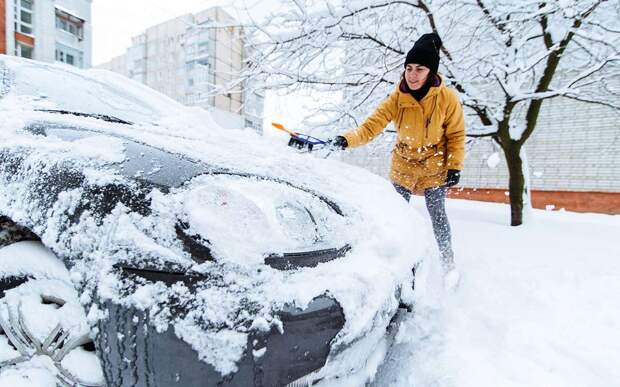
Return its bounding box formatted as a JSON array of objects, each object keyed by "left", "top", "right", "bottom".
[{"left": 0, "top": 55, "right": 187, "bottom": 124}]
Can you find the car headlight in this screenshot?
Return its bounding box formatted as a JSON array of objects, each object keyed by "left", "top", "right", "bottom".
[{"left": 178, "top": 173, "right": 349, "bottom": 267}]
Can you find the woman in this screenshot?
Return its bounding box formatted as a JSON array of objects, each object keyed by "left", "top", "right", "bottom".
[{"left": 332, "top": 33, "right": 465, "bottom": 285}]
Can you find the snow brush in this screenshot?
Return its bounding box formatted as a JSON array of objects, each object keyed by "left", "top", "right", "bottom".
[{"left": 272, "top": 122, "right": 328, "bottom": 152}]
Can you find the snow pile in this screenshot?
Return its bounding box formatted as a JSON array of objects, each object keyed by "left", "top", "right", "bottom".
[
  {"left": 61, "top": 347, "right": 104, "bottom": 384},
  {"left": 0, "top": 241, "right": 70, "bottom": 281},
  {"left": 0, "top": 242, "right": 104, "bottom": 387},
  {"left": 0, "top": 357, "right": 58, "bottom": 387},
  {"left": 1, "top": 56, "right": 184, "bottom": 124},
  {"left": 2, "top": 279, "right": 88, "bottom": 345}
]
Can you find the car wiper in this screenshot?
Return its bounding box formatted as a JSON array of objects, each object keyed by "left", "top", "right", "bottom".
[{"left": 34, "top": 109, "right": 133, "bottom": 125}]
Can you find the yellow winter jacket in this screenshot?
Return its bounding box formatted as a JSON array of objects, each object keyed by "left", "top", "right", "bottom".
[{"left": 342, "top": 75, "right": 465, "bottom": 192}]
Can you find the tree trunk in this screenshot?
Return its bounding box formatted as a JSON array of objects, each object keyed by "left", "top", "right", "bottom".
[{"left": 504, "top": 142, "right": 525, "bottom": 226}]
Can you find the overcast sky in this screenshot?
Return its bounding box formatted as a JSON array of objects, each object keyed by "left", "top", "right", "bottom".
[{"left": 92, "top": 0, "right": 236, "bottom": 65}]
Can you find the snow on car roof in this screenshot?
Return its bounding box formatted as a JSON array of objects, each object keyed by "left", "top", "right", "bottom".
[{"left": 0, "top": 56, "right": 429, "bottom": 380}]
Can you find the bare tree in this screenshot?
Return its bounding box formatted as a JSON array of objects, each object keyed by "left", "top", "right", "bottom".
[{"left": 238, "top": 0, "right": 620, "bottom": 225}]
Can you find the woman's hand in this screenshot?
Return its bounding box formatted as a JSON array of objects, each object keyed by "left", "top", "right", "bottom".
[
  {"left": 446, "top": 169, "right": 461, "bottom": 187},
  {"left": 329, "top": 136, "right": 348, "bottom": 150}
]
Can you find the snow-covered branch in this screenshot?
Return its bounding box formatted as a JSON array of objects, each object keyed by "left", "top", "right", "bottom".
[{"left": 233, "top": 0, "right": 618, "bottom": 141}]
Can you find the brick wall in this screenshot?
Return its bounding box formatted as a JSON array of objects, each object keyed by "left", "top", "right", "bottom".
[
  {"left": 448, "top": 188, "right": 620, "bottom": 215},
  {"left": 0, "top": 0, "right": 6, "bottom": 54}
]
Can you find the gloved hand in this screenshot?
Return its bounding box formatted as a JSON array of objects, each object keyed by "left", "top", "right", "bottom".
[
  {"left": 445, "top": 169, "right": 461, "bottom": 187},
  {"left": 329, "top": 136, "right": 348, "bottom": 150}
]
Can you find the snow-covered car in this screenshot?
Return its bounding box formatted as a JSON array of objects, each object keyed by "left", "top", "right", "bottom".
[{"left": 0, "top": 56, "right": 427, "bottom": 386}]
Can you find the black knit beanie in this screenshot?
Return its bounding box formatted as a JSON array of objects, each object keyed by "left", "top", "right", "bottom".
[{"left": 404, "top": 33, "right": 442, "bottom": 74}]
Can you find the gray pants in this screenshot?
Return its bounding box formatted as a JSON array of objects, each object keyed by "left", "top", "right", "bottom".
[{"left": 393, "top": 184, "right": 455, "bottom": 270}]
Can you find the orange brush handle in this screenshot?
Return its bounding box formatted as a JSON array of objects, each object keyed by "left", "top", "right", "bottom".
[{"left": 271, "top": 122, "right": 299, "bottom": 137}]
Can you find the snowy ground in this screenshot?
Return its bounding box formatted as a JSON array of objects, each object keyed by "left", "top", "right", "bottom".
[{"left": 371, "top": 198, "right": 620, "bottom": 387}]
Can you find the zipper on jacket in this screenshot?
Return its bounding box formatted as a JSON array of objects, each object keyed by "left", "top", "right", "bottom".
[
  {"left": 420, "top": 100, "right": 428, "bottom": 142},
  {"left": 424, "top": 95, "right": 438, "bottom": 142}
]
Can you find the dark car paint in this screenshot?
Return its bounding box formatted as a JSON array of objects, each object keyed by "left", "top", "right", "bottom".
[{"left": 97, "top": 294, "right": 344, "bottom": 387}]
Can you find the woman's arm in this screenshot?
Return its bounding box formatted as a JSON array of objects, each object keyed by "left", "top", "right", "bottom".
[
  {"left": 341, "top": 91, "right": 398, "bottom": 148},
  {"left": 444, "top": 90, "right": 465, "bottom": 170}
]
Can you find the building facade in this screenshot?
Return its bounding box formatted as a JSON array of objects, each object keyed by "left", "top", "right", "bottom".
[
  {"left": 0, "top": 0, "right": 92, "bottom": 68},
  {"left": 99, "top": 7, "right": 263, "bottom": 132}
]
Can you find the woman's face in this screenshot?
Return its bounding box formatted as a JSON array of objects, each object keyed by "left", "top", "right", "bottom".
[{"left": 405, "top": 64, "right": 431, "bottom": 90}]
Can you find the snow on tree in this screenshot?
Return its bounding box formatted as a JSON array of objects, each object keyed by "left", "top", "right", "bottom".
[{"left": 236, "top": 0, "right": 620, "bottom": 226}]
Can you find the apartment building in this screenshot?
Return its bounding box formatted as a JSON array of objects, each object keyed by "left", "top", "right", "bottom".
[
  {"left": 99, "top": 7, "right": 263, "bottom": 132},
  {"left": 0, "top": 0, "right": 92, "bottom": 68}
]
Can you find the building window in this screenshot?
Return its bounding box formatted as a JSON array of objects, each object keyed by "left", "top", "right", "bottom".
[
  {"left": 55, "top": 8, "right": 84, "bottom": 40},
  {"left": 55, "top": 43, "right": 83, "bottom": 68},
  {"left": 16, "top": 42, "right": 34, "bottom": 59},
  {"left": 18, "top": 23, "right": 32, "bottom": 35},
  {"left": 15, "top": 0, "right": 34, "bottom": 36},
  {"left": 20, "top": 11, "right": 32, "bottom": 24}
]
